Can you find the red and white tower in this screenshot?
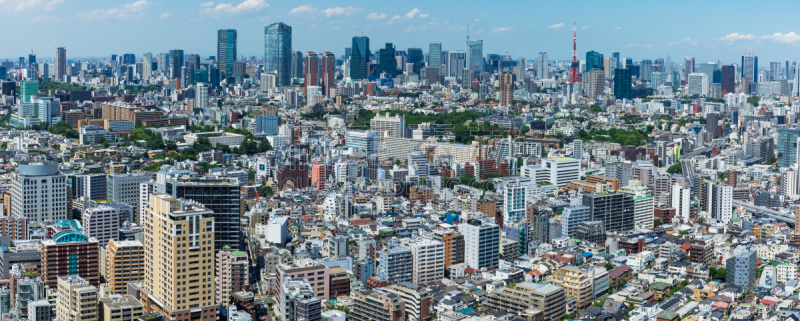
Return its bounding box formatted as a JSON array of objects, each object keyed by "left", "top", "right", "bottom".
[{"left": 568, "top": 22, "right": 581, "bottom": 83}]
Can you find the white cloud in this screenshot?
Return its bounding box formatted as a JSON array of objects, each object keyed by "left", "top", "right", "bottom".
[
  {"left": 201, "top": 0, "right": 268, "bottom": 15},
  {"left": 79, "top": 1, "right": 151, "bottom": 20},
  {"left": 366, "top": 12, "right": 386, "bottom": 20},
  {"left": 159, "top": 12, "right": 171, "bottom": 19},
  {"left": 321, "top": 6, "right": 362, "bottom": 17},
  {"left": 289, "top": 5, "right": 315, "bottom": 14},
  {"left": 474, "top": 18, "right": 480, "bottom": 22},
  {"left": 761, "top": 32, "right": 800, "bottom": 44},
  {"left": 493, "top": 27, "right": 512, "bottom": 33},
  {"left": 0, "top": 0, "right": 63, "bottom": 12},
  {"left": 612, "top": 26, "right": 621, "bottom": 31},
  {"left": 581, "top": 25, "right": 591, "bottom": 30},
  {"left": 547, "top": 23, "right": 564, "bottom": 29},
  {"left": 721, "top": 32, "right": 755, "bottom": 41},
  {"left": 387, "top": 8, "right": 429, "bottom": 24}
]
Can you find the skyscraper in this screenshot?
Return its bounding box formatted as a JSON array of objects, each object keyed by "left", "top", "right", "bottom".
[
  {"left": 447, "top": 51, "right": 466, "bottom": 78},
  {"left": 320, "top": 52, "right": 335, "bottom": 97},
  {"left": 291, "top": 51, "right": 304, "bottom": 80},
  {"left": 142, "top": 52, "right": 152, "bottom": 80},
  {"left": 428, "top": 42, "right": 442, "bottom": 73},
  {"left": 684, "top": 57, "right": 695, "bottom": 81},
  {"left": 407, "top": 48, "right": 423, "bottom": 74},
  {"left": 265, "top": 22, "right": 292, "bottom": 87},
  {"left": 498, "top": 71, "right": 514, "bottom": 106},
  {"left": 217, "top": 29, "right": 237, "bottom": 78},
  {"left": 378, "top": 43, "right": 396, "bottom": 77},
  {"left": 169, "top": 49, "right": 183, "bottom": 84},
  {"left": 140, "top": 194, "right": 218, "bottom": 320},
  {"left": 466, "top": 39, "right": 483, "bottom": 73},
  {"left": 613, "top": 68, "right": 632, "bottom": 99},
  {"left": 55, "top": 47, "right": 66, "bottom": 82},
  {"left": 536, "top": 52, "right": 550, "bottom": 80},
  {"left": 612, "top": 52, "right": 621, "bottom": 69},
  {"left": 707, "top": 180, "right": 732, "bottom": 223},
  {"left": 349, "top": 36, "right": 370, "bottom": 80},
  {"left": 304, "top": 52, "right": 319, "bottom": 96},
  {"left": 721, "top": 65, "right": 735, "bottom": 94},
  {"left": 585, "top": 50, "right": 604, "bottom": 71},
  {"left": 186, "top": 54, "right": 200, "bottom": 85},
  {"left": 706, "top": 113, "right": 719, "bottom": 139},
  {"left": 196, "top": 82, "right": 208, "bottom": 112},
  {"left": 741, "top": 54, "right": 758, "bottom": 93},
  {"left": 777, "top": 127, "right": 800, "bottom": 168}
]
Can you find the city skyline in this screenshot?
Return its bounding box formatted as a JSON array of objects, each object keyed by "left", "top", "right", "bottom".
[{"left": 2, "top": 0, "right": 800, "bottom": 63}]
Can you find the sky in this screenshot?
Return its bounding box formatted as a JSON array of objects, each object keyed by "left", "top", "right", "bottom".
[{"left": 2, "top": 0, "right": 800, "bottom": 64}]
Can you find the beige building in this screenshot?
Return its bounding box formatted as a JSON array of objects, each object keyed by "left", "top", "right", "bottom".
[
  {"left": 100, "top": 294, "right": 145, "bottom": 321},
  {"left": 139, "top": 194, "right": 218, "bottom": 320},
  {"left": 215, "top": 246, "right": 249, "bottom": 307},
  {"left": 484, "top": 282, "right": 565, "bottom": 321},
  {"left": 56, "top": 275, "right": 98, "bottom": 321},
  {"left": 105, "top": 240, "right": 144, "bottom": 295},
  {"left": 551, "top": 266, "right": 593, "bottom": 308}
]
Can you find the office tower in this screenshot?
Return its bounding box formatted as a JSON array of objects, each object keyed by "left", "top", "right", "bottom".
[
  {"left": 157, "top": 52, "right": 168, "bottom": 73},
  {"left": 778, "top": 127, "right": 800, "bottom": 168},
  {"left": 484, "top": 282, "right": 566, "bottom": 319},
  {"left": 370, "top": 113, "right": 406, "bottom": 138},
  {"left": 687, "top": 73, "right": 708, "bottom": 96},
  {"left": 320, "top": 52, "right": 335, "bottom": 97},
  {"left": 55, "top": 47, "right": 66, "bottom": 82},
  {"left": 82, "top": 206, "right": 120, "bottom": 244},
  {"left": 195, "top": 82, "right": 208, "bottom": 112},
  {"left": 28, "top": 53, "right": 36, "bottom": 68},
  {"left": 706, "top": 113, "right": 719, "bottom": 139},
  {"left": 303, "top": 52, "right": 319, "bottom": 95},
  {"left": 585, "top": 68, "right": 604, "bottom": 98},
  {"left": 265, "top": 22, "right": 292, "bottom": 86},
  {"left": 458, "top": 219, "right": 500, "bottom": 270},
  {"left": 611, "top": 51, "right": 621, "bottom": 69},
  {"left": 11, "top": 161, "right": 67, "bottom": 224},
  {"left": 639, "top": 59, "right": 653, "bottom": 81},
  {"left": 19, "top": 81, "right": 38, "bottom": 103},
  {"left": 583, "top": 193, "right": 635, "bottom": 232},
  {"left": 164, "top": 177, "right": 240, "bottom": 250},
  {"left": 215, "top": 246, "right": 249, "bottom": 307},
  {"left": 428, "top": 42, "right": 442, "bottom": 71},
  {"left": 217, "top": 29, "right": 237, "bottom": 78},
  {"left": 407, "top": 151, "right": 428, "bottom": 177},
  {"left": 742, "top": 55, "right": 758, "bottom": 91},
  {"left": 400, "top": 238, "right": 444, "bottom": 284},
  {"left": 516, "top": 57, "right": 526, "bottom": 80},
  {"left": 56, "top": 276, "right": 98, "bottom": 321},
  {"left": 586, "top": 50, "right": 603, "bottom": 71},
  {"left": 105, "top": 240, "right": 143, "bottom": 295},
  {"left": 770, "top": 61, "right": 781, "bottom": 80},
  {"left": 721, "top": 65, "right": 735, "bottom": 93},
  {"left": 108, "top": 173, "right": 154, "bottom": 222},
  {"left": 407, "top": 47, "right": 423, "bottom": 74},
  {"left": 142, "top": 52, "right": 152, "bottom": 80},
  {"left": 671, "top": 184, "right": 691, "bottom": 223},
  {"left": 256, "top": 115, "right": 280, "bottom": 135},
  {"left": 261, "top": 73, "right": 276, "bottom": 92},
  {"left": 291, "top": 51, "right": 303, "bottom": 80},
  {"left": 378, "top": 43, "right": 397, "bottom": 77},
  {"left": 141, "top": 194, "right": 218, "bottom": 319},
  {"left": 122, "top": 53, "right": 136, "bottom": 65},
  {"left": 498, "top": 71, "right": 514, "bottom": 106},
  {"left": 42, "top": 229, "right": 100, "bottom": 288},
  {"left": 613, "top": 68, "right": 632, "bottom": 99},
  {"left": 684, "top": 57, "right": 695, "bottom": 81},
  {"left": 726, "top": 250, "right": 757, "bottom": 290},
  {"left": 446, "top": 51, "right": 466, "bottom": 79},
  {"left": 536, "top": 52, "right": 550, "bottom": 79},
  {"left": 466, "top": 39, "right": 483, "bottom": 73},
  {"left": 186, "top": 54, "right": 200, "bottom": 85},
  {"left": 169, "top": 49, "right": 183, "bottom": 83},
  {"left": 706, "top": 180, "right": 732, "bottom": 223},
  {"left": 795, "top": 62, "right": 800, "bottom": 97},
  {"left": 349, "top": 36, "right": 370, "bottom": 80}
]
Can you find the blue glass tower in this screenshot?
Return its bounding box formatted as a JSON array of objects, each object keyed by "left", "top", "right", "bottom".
[
  {"left": 350, "top": 36, "right": 370, "bottom": 80},
  {"left": 217, "top": 29, "right": 237, "bottom": 78},
  {"left": 265, "top": 22, "right": 292, "bottom": 87}
]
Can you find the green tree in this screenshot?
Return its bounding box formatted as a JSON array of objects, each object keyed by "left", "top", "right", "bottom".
[
  {"left": 604, "top": 263, "right": 613, "bottom": 271},
  {"left": 667, "top": 164, "right": 682, "bottom": 174}
]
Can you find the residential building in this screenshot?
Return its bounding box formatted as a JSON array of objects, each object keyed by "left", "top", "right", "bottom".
[
  {"left": 458, "top": 219, "right": 500, "bottom": 270},
  {"left": 41, "top": 229, "right": 100, "bottom": 288},
  {"left": 105, "top": 240, "right": 143, "bottom": 295},
  {"left": 400, "top": 238, "right": 444, "bottom": 284},
  {"left": 582, "top": 193, "right": 635, "bottom": 232},
  {"left": 216, "top": 246, "right": 249, "bottom": 307},
  {"left": 484, "top": 282, "right": 565, "bottom": 320},
  {"left": 552, "top": 266, "right": 593, "bottom": 308},
  {"left": 99, "top": 294, "right": 145, "bottom": 321},
  {"left": 56, "top": 275, "right": 98, "bottom": 321},
  {"left": 350, "top": 288, "right": 405, "bottom": 321},
  {"left": 726, "top": 250, "right": 757, "bottom": 290}
]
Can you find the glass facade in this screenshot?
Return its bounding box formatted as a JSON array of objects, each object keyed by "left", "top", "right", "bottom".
[
  {"left": 217, "top": 29, "right": 237, "bottom": 78},
  {"left": 265, "top": 22, "right": 292, "bottom": 87}
]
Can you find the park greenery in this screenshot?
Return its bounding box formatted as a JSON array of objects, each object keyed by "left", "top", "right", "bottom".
[{"left": 576, "top": 128, "right": 649, "bottom": 146}]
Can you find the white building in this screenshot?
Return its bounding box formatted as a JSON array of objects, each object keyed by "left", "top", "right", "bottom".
[
  {"left": 82, "top": 205, "right": 120, "bottom": 244},
  {"left": 108, "top": 173, "right": 154, "bottom": 221},
  {"left": 400, "top": 238, "right": 445, "bottom": 284},
  {"left": 370, "top": 113, "right": 407, "bottom": 138},
  {"left": 11, "top": 161, "right": 68, "bottom": 223},
  {"left": 458, "top": 219, "right": 500, "bottom": 270},
  {"left": 184, "top": 131, "right": 245, "bottom": 147},
  {"left": 196, "top": 83, "right": 208, "bottom": 111},
  {"left": 521, "top": 157, "right": 580, "bottom": 188},
  {"left": 707, "top": 181, "right": 733, "bottom": 223},
  {"left": 687, "top": 73, "right": 709, "bottom": 97},
  {"left": 671, "top": 183, "right": 691, "bottom": 223},
  {"left": 626, "top": 251, "right": 655, "bottom": 272},
  {"left": 267, "top": 216, "right": 290, "bottom": 245}
]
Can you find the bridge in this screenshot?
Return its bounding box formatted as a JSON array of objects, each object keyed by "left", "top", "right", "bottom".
[{"left": 733, "top": 200, "right": 795, "bottom": 226}]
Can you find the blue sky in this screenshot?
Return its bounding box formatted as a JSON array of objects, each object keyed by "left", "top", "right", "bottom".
[{"left": 3, "top": 0, "right": 800, "bottom": 64}]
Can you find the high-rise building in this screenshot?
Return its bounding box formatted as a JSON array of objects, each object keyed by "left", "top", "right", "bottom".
[
  {"left": 320, "top": 52, "right": 335, "bottom": 97},
  {"left": 721, "top": 65, "right": 735, "bottom": 94},
  {"left": 516, "top": 57, "right": 526, "bottom": 80},
  {"left": 586, "top": 50, "right": 604, "bottom": 71},
  {"left": 407, "top": 48, "right": 423, "bottom": 74},
  {"left": 400, "top": 238, "right": 444, "bottom": 284},
  {"left": 303, "top": 52, "right": 318, "bottom": 96},
  {"left": 484, "top": 282, "right": 566, "bottom": 320},
  {"left": 217, "top": 29, "right": 237, "bottom": 78},
  {"left": 777, "top": 127, "right": 800, "bottom": 168},
  {"left": 583, "top": 193, "right": 635, "bottom": 232},
  {"left": 351, "top": 288, "right": 405, "bottom": 321},
  {"left": 166, "top": 177, "right": 241, "bottom": 250},
  {"left": 378, "top": 43, "right": 397, "bottom": 77},
  {"left": 195, "top": 82, "right": 208, "bottom": 112},
  {"left": 684, "top": 57, "right": 695, "bottom": 81},
  {"left": 726, "top": 250, "right": 757, "bottom": 290},
  {"left": 55, "top": 47, "right": 66, "bottom": 82},
  {"left": 671, "top": 183, "right": 691, "bottom": 223},
  {"left": 687, "top": 73, "right": 709, "bottom": 96},
  {"left": 265, "top": 22, "right": 292, "bottom": 87},
  {"left": 104, "top": 240, "right": 143, "bottom": 295},
  {"left": 707, "top": 180, "right": 732, "bottom": 223},
  {"left": 377, "top": 246, "right": 413, "bottom": 285},
  {"left": 56, "top": 276, "right": 98, "bottom": 321},
  {"left": 536, "top": 52, "right": 550, "bottom": 79},
  {"left": 466, "top": 39, "right": 483, "bottom": 73},
  {"left": 498, "top": 71, "right": 514, "bottom": 106},
  {"left": 370, "top": 113, "right": 406, "bottom": 138},
  {"left": 42, "top": 229, "right": 100, "bottom": 288},
  {"left": 459, "top": 219, "right": 500, "bottom": 270},
  {"left": 256, "top": 115, "right": 280, "bottom": 135},
  {"left": 19, "top": 81, "right": 38, "bottom": 103},
  {"left": 11, "top": 161, "right": 68, "bottom": 224},
  {"left": 585, "top": 68, "right": 604, "bottom": 98},
  {"left": 82, "top": 206, "right": 120, "bottom": 244},
  {"left": 350, "top": 36, "right": 370, "bottom": 80},
  {"left": 215, "top": 246, "right": 249, "bottom": 307},
  {"left": 503, "top": 181, "right": 527, "bottom": 224},
  {"left": 140, "top": 194, "right": 218, "bottom": 320},
  {"left": 169, "top": 49, "right": 183, "bottom": 84},
  {"left": 428, "top": 42, "right": 442, "bottom": 72},
  {"left": 107, "top": 173, "right": 154, "bottom": 223},
  {"left": 446, "top": 51, "right": 466, "bottom": 78},
  {"left": 742, "top": 55, "right": 758, "bottom": 92}
]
